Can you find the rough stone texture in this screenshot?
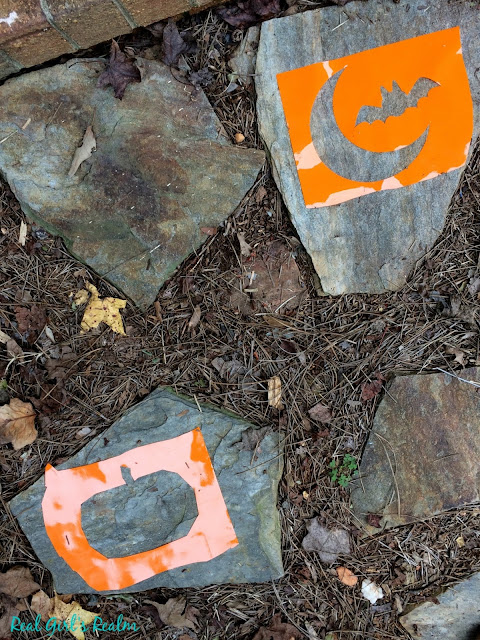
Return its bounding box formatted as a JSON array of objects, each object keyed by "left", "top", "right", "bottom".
[
  {"left": 0, "top": 1, "right": 223, "bottom": 79},
  {"left": 351, "top": 370, "right": 480, "bottom": 534},
  {"left": 10, "top": 389, "right": 284, "bottom": 593},
  {"left": 0, "top": 58, "right": 264, "bottom": 307},
  {"left": 255, "top": 0, "right": 480, "bottom": 295},
  {"left": 400, "top": 572, "right": 480, "bottom": 640}
]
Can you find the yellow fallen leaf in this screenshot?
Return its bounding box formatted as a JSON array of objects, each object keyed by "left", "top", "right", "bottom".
[
  {"left": 74, "top": 282, "right": 126, "bottom": 334},
  {"left": 73, "top": 288, "right": 89, "bottom": 306},
  {"left": 68, "top": 126, "right": 96, "bottom": 177},
  {"left": 336, "top": 566, "right": 358, "bottom": 587},
  {"left": 0, "top": 398, "right": 37, "bottom": 450},
  {"left": 50, "top": 594, "right": 97, "bottom": 640},
  {"left": 268, "top": 375, "right": 283, "bottom": 410}
]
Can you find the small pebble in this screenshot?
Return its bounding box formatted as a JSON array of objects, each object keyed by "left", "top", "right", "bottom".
[{"left": 234, "top": 132, "right": 245, "bottom": 144}]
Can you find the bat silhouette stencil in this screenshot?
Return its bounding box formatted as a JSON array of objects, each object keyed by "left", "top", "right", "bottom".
[
  {"left": 277, "top": 27, "right": 473, "bottom": 207},
  {"left": 355, "top": 77, "right": 439, "bottom": 125}
]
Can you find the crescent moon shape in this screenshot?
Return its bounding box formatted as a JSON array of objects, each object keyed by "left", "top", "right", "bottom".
[{"left": 310, "top": 69, "right": 428, "bottom": 183}]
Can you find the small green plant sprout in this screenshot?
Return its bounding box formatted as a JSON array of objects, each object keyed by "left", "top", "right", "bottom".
[{"left": 329, "top": 454, "right": 357, "bottom": 488}]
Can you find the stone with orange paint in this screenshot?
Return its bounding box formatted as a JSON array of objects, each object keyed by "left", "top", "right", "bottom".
[
  {"left": 9, "top": 389, "right": 284, "bottom": 593},
  {"left": 255, "top": 0, "right": 480, "bottom": 295}
]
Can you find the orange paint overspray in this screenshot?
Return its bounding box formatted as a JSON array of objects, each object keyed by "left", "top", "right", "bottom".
[
  {"left": 277, "top": 27, "right": 473, "bottom": 207},
  {"left": 42, "top": 428, "right": 238, "bottom": 591}
]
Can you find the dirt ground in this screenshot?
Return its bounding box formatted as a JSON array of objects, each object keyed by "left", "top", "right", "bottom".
[{"left": 1, "top": 3, "right": 480, "bottom": 639}]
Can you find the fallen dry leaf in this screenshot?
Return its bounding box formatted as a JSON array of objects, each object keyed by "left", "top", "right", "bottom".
[
  {"left": 308, "top": 402, "right": 332, "bottom": 423},
  {"left": 0, "top": 331, "right": 24, "bottom": 361},
  {"left": 162, "top": 20, "right": 188, "bottom": 67},
  {"left": 144, "top": 597, "right": 196, "bottom": 630},
  {"left": 0, "top": 595, "right": 19, "bottom": 639},
  {"left": 446, "top": 346, "right": 466, "bottom": 366},
  {"left": 218, "top": 0, "right": 281, "bottom": 27},
  {"left": 336, "top": 567, "right": 358, "bottom": 587},
  {"left": 74, "top": 282, "right": 126, "bottom": 334},
  {"left": 302, "top": 518, "right": 350, "bottom": 564},
  {"left": 68, "top": 126, "right": 96, "bottom": 177},
  {"left": 200, "top": 226, "right": 217, "bottom": 236},
  {"left": 237, "top": 231, "right": 251, "bottom": 257},
  {"left": 0, "top": 398, "right": 37, "bottom": 450},
  {"left": 241, "top": 426, "right": 269, "bottom": 451},
  {"left": 252, "top": 613, "right": 301, "bottom": 640},
  {"left": 15, "top": 304, "right": 47, "bottom": 344},
  {"left": 268, "top": 375, "right": 283, "bottom": 410},
  {"left": 367, "top": 513, "right": 382, "bottom": 529},
  {"left": 361, "top": 372, "right": 386, "bottom": 401},
  {"left": 97, "top": 40, "right": 141, "bottom": 99},
  {"left": 0, "top": 566, "right": 40, "bottom": 598},
  {"left": 188, "top": 67, "right": 214, "bottom": 88},
  {"left": 188, "top": 305, "right": 202, "bottom": 331},
  {"left": 31, "top": 590, "right": 52, "bottom": 621},
  {"left": 18, "top": 221, "right": 27, "bottom": 246},
  {"left": 45, "top": 345, "right": 77, "bottom": 383},
  {"left": 211, "top": 357, "right": 245, "bottom": 380},
  {"left": 229, "top": 240, "right": 305, "bottom": 315},
  {"left": 6, "top": 338, "right": 24, "bottom": 361},
  {"left": 49, "top": 594, "right": 97, "bottom": 640}
]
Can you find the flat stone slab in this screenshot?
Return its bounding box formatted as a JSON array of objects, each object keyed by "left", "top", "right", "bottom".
[
  {"left": 10, "top": 389, "right": 283, "bottom": 593},
  {"left": 0, "top": 58, "right": 264, "bottom": 307},
  {"left": 255, "top": 0, "right": 480, "bottom": 295},
  {"left": 351, "top": 370, "right": 480, "bottom": 533},
  {"left": 400, "top": 572, "right": 480, "bottom": 640}
]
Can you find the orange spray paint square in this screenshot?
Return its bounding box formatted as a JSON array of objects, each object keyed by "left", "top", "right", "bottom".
[
  {"left": 277, "top": 27, "right": 473, "bottom": 208},
  {"left": 41, "top": 428, "right": 238, "bottom": 592}
]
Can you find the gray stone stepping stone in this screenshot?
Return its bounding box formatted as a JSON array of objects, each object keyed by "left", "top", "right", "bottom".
[
  {"left": 255, "top": 0, "right": 480, "bottom": 295},
  {"left": 400, "top": 572, "right": 480, "bottom": 640},
  {"left": 10, "top": 389, "right": 283, "bottom": 593},
  {"left": 0, "top": 58, "right": 264, "bottom": 308},
  {"left": 351, "top": 369, "right": 480, "bottom": 533}
]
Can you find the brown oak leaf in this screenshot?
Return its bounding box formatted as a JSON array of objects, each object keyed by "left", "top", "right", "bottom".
[
  {"left": 0, "top": 566, "right": 40, "bottom": 598},
  {"left": 97, "top": 40, "right": 141, "bottom": 99},
  {"left": 144, "top": 597, "right": 196, "bottom": 631},
  {"left": 0, "top": 398, "right": 37, "bottom": 450},
  {"left": 252, "top": 613, "right": 301, "bottom": 640}
]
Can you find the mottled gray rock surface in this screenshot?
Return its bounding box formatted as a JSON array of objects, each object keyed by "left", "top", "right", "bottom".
[
  {"left": 0, "top": 59, "right": 264, "bottom": 308},
  {"left": 10, "top": 389, "right": 283, "bottom": 593},
  {"left": 351, "top": 370, "right": 480, "bottom": 534},
  {"left": 400, "top": 572, "right": 480, "bottom": 640},
  {"left": 256, "top": 0, "right": 480, "bottom": 295}
]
